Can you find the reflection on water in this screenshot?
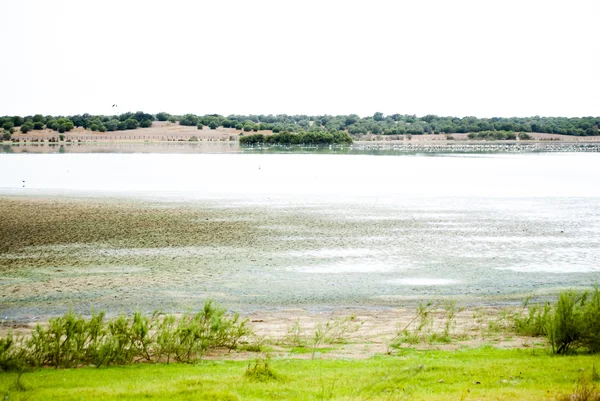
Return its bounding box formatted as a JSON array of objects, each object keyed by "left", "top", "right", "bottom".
[{"left": 2, "top": 141, "right": 600, "bottom": 155}]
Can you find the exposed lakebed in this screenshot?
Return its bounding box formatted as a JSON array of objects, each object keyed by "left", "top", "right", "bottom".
[{"left": 1, "top": 149, "right": 599, "bottom": 320}]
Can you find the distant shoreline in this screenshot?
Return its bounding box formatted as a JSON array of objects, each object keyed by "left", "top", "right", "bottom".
[{"left": 5, "top": 121, "right": 600, "bottom": 144}]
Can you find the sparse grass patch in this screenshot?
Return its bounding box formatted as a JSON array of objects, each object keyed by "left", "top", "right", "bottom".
[{"left": 243, "top": 355, "right": 280, "bottom": 382}]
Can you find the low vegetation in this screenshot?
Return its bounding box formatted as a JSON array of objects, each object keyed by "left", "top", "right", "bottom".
[
  {"left": 467, "top": 130, "right": 532, "bottom": 140},
  {"left": 0, "top": 301, "right": 250, "bottom": 370},
  {"left": 514, "top": 286, "right": 600, "bottom": 354},
  {"left": 239, "top": 130, "right": 353, "bottom": 145}
]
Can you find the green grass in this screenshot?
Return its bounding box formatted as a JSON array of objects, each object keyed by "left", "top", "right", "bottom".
[{"left": 1, "top": 348, "right": 598, "bottom": 400}]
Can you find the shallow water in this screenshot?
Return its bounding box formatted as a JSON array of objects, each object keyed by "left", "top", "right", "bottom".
[{"left": 1, "top": 150, "right": 600, "bottom": 318}]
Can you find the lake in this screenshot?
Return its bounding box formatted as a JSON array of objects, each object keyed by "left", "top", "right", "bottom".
[{"left": 1, "top": 146, "right": 599, "bottom": 318}]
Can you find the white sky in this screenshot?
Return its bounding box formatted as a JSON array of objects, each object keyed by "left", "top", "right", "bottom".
[{"left": 1, "top": 0, "right": 598, "bottom": 118}]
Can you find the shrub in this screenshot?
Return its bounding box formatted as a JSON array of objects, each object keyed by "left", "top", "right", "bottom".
[
  {"left": 547, "top": 287, "right": 600, "bottom": 354},
  {"left": 33, "top": 121, "right": 44, "bottom": 130},
  {"left": 517, "top": 287, "right": 600, "bottom": 354},
  {"left": 209, "top": 121, "right": 218, "bottom": 130},
  {"left": 0, "top": 332, "right": 25, "bottom": 372},
  {"left": 2, "top": 122, "right": 14, "bottom": 131},
  {"left": 139, "top": 120, "right": 152, "bottom": 128},
  {"left": 244, "top": 355, "right": 279, "bottom": 382},
  {"left": 513, "top": 300, "right": 551, "bottom": 337},
  {"left": 519, "top": 132, "right": 532, "bottom": 140}
]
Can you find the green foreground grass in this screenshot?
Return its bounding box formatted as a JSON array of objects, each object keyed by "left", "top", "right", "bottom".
[{"left": 1, "top": 348, "right": 599, "bottom": 400}]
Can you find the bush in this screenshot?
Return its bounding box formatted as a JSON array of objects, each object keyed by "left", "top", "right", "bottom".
[
  {"left": 33, "top": 121, "right": 44, "bottom": 130},
  {"left": 139, "top": 120, "right": 152, "bottom": 128},
  {"left": 2, "top": 122, "right": 14, "bottom": 131},
  {"left": 519, "top": 132, "right": 532, "bottom": 140},
  {"left": 514, "top": 300, "right": 551, "bottom": 337},
  {"left": 209, "top": 121, "right": 218, "bottom": 130},
  {"left": 514, "top": 287, "right": 600, "bottom": 354},
  {"left": 547, "top": 287, "right": 600, "bottom": 354},
  {"left": 244, "top": 355, "right": 279, "bottom": 382}
]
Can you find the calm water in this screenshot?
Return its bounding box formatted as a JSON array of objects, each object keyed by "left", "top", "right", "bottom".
[
  {"left": 1, "top": 149, "right": 600, "bottom": 315},
  {"left": 2, "top": 152, "right": 600, "bottom": 198}
]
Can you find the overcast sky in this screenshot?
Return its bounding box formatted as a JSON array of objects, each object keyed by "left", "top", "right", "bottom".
[{"left": 1, "top": 0, "right": 598, "bottom": 118}]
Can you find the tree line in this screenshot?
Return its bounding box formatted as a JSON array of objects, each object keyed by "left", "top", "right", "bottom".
[
  {"left": 0, "top": 112, "right": 156, "bottom": 140},
  {"left": 179, "top": 113, "right": 600, "bottom": 137},
  {"left": 2, "top": 112, "right": 599, "bottom": 142}
]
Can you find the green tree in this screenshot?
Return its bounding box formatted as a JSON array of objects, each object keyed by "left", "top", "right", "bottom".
[
  {"left": 105, "top": 120, "right": 119, "bottom": 131},
  {"left": 20, "top": 122, "right": 34, "bottom": 133},
  {"left": 156, "top": 112, "right": 170, "bottom": 121},
  {"left": 139, "top": 120, "right": 152, "bottom": 128},
  {"left": 33, "top": 121, "right": 44, "bottom": 130},
  {"left": 179, "top": 114, "right": 200, "bottom": 126},
  {"left": 373, "top": 112, "right": 384, "bottom": 121},
  {"left": 12, "top": 116, "right": 24, "bottom": 126},
  {"left": 124, "top": 119, "right": 139, "bottom": 130}
]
